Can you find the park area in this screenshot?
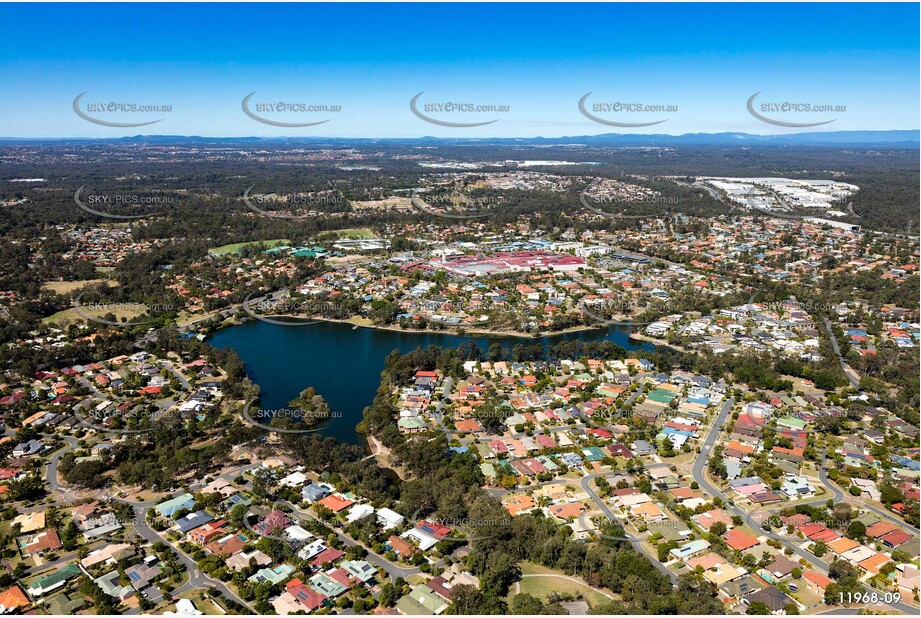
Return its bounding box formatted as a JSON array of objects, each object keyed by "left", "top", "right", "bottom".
[{"left": 506, "top": 562, "right": 617, "bottom": 608}]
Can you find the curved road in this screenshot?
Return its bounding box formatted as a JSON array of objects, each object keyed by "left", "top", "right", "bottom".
[
  {"left": 691, "top": 399, "right": 917, "bottom": 614},
  {"left": 42, "top": 437, "right": 255, "bottom": 612},
  {"left": 579, "top": 472, "right": 678, "bottom": 585},
  {"left": 820, "top": 315, "right": 861, "bottom": 390},
  {"left": 124, "top": 502, "right": 254, "bottom": 611},
  {"left": 281, "top": 500, "right": 424, "bottom": 581},
  {"left": 44, "top": 435, "right": 80, "bottom": 500},
  {"left": 815, "top": 457, "right": 917, "bottom": 535}
]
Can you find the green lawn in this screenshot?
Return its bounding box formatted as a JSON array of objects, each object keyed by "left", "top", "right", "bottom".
[
  {"left": 317, "top": 227, "right": 376, "bottom": 240},
  {"left": 508, "top": 562, "right": 616, "bottom": 607},
  {"left": 41, "top": 279, "right": 118, "bottom": 294},
  {"left": 208, "top": 238, "right": 291, "bottom": 255},
  {"left": 43, "top": 304, "right": 149, "bottom": 326}
]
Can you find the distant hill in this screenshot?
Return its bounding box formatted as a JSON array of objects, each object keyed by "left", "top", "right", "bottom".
[
  {"left": 525, "top": 130, "right": 920, "bottom": 146},
  {"left": 0, "top": 130, "right": 917, "bottom": 147}
]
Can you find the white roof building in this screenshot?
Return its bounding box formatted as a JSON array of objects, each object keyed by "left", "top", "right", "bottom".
[
  {"left": 376, "top": 507, "right": 405, "bottom": 530},
  {"left": 345, "top": 503, "right": 375, "bottom": 523},
  {"left": 298, "top": 538, "right": 327, "bottom": 560},
  {"left": 285, "top": 525, "right": 313, "bottom": 542},
  {"left": 402, "top": 527, "right": 440, "bottom": 551},
  {"left": 278, "top": 471, "right": 309, "bottom": 488},
  {"left": 165, "top": 599, "right": 203, "bottom": 616}
]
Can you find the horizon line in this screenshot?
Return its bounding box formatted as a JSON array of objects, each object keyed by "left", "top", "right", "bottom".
[{"left": 1, "top": 129, "right": 919, "bottom": 142}]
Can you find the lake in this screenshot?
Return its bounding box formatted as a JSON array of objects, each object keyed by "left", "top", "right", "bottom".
[{"left": 208, "top": 320, "right": 657, "bottom": 444}]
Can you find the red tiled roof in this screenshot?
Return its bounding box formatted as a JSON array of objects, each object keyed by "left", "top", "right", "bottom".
[
  {"left": 880, "top": 529, "right": 912, "bottom": 547},
  {"left": 865, "top": 521, "right": 898, "bottom": 538},
  {"left": 0, "top": 586, "right": 29, "bottom": 611},
  {"left": 310, "top": 547, "right": 345, "bottom": 568},
  {"left": 803, "top": 571, "right": 832, "bottom": 590},
  {"left": 724, "top": 528, "right": 760, "bottom": 551},
  {"left": 317, "top": 494, "right": 355, "bottom": 513}
]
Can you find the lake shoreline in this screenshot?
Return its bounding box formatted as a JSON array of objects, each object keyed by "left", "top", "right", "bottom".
[
  {"left": 208, "top": 316, "right": 661, "bottom": 447},
  {"left": 628, "top": 332, "right": 687, "bottom": 352},
  {"left": 254, "top": 313, "right": 643, "bottom": 341}
]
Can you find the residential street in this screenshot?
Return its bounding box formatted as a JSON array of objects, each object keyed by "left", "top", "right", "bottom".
[
  {"left": 281, "top": 499, "right": 424, "bottom": 581},
  {"left": 820, "top": 315, "right": 862, "bottom": 390},
  {"left": 579, "top": 472, "right": 678, "bottom": 585},
  {"left": 691, "top": 399, "right": 918, "bottom": 614},
  {"left": 123, "top": 502, "right": 255, "bottom": 612}
]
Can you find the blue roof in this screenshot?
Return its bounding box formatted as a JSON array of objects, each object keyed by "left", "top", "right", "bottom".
[
  {"left": 559, "top": 453, "right": 583, "bottom": 466},
  {"left": 892, "top": 455, "right": 919, "bottom": 470},
  {"left": 177, "top": 510, "right": 213, "bottom": 533},
  {"left": 155, "top": 493, "right": 195, "bottom": 517},
  {"left": 303, "top": 483, "right": 330, "bottom": 498}
]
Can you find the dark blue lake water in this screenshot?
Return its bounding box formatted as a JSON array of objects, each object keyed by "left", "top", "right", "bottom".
[{"left": 208, "top": 320, "right": 656, "bottom": 444}]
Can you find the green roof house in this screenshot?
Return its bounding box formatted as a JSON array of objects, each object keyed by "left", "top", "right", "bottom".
[
  {"left": 249, "top": 564, "right": 295, "bottom": 586},
  {"left": 581, "top": 446, "right": 607, "bottom": 462},
  {"left": 409, "top": 584, "right": 448, "bottom": 614},
  {"left": 308, "top": 572, "right": 347, "bottom": 598},
  {"left": 776, "top": 416, "right": 806, "bottom": 430},
  {"left": 398, "top": 417, "right": 428, "bottom": 433},
  {"left": 95, "top": 571, "right": 135, "bottom": 601},
  {"left": 396, "top": 584, "right": 449, "bottom": 615},
  {"left": 27, "top": 564, "right": 81, "bottom": 597},
  {"left": 44, "top": 592, "right": 87, "bottom": 615}
]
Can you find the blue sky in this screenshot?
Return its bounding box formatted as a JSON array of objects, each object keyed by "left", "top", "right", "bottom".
[{"left": 1, "top": 2, "right": 918, "bottom": 138}]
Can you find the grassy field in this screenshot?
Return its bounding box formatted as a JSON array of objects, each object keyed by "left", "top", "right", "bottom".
[
  {"left": 350, "top": 197, "right": 411, "bottom": 212},
  {"left": 508, "top": 562, "right": 616, "bottom": 607},
  {"left": 43, "top": 304, "right": 150, "bottom": 326},
  {"left": 325, "top": 254, "right": 376, "bottom": 266},
  {"left": 208, "top": 238, "right": 290, "bottom": 255},
  {"left": 317, "top": 227, "right": 376, "bottom": 240},
  {"left": 41, "top": 279, "right": 118, "bottom": 294}
]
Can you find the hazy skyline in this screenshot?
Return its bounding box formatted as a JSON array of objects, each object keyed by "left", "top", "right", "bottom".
[{"left": 1, "top": 2, "right": 918, "bottom": 138}]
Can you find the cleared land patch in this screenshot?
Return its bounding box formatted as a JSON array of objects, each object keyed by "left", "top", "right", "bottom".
[
  {"left": 41, "top": 279, "right": 118, "bottom": 294},
  {"left": 317, "top": 227, "right": 376, "bottom": 240},
  {"left": 208, "top": 238, "right": 291, "bottom": 255},
  {"left": 508, "top": 561, "right": 616, "bottom": 607},
  {"left": 43, "top": 303, "right": 150, "bottom": 326},
  {"left": 350, "top": 197, "right": 412, "bottom": 212}
]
